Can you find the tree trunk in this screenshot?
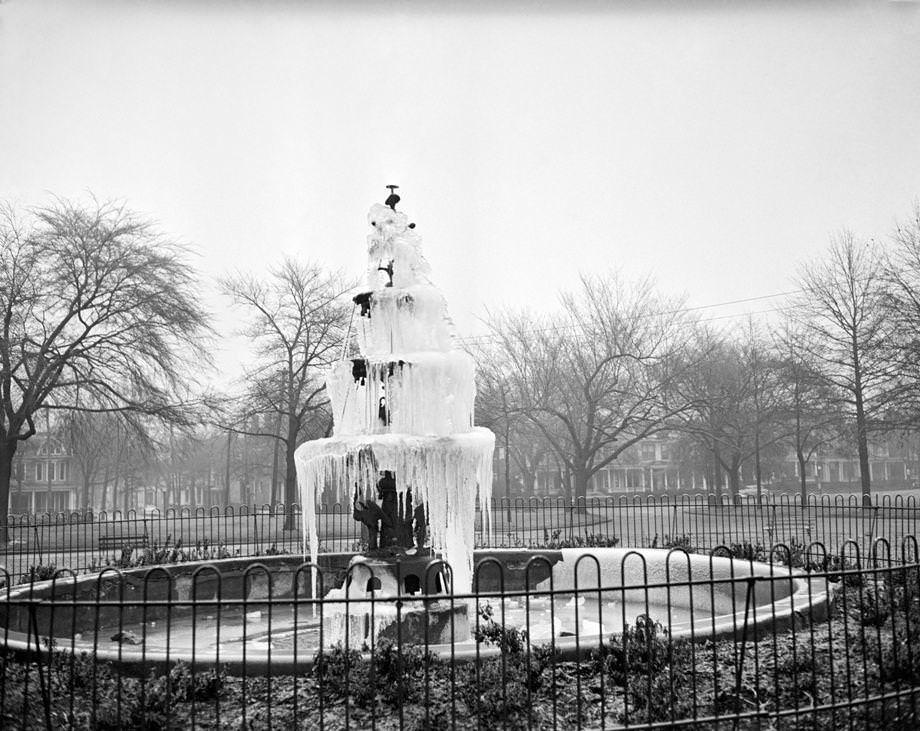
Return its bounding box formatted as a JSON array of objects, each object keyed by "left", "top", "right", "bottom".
[
  {"left": 854, "top": 398, "right": 872, "bottom": 507},
  {"left": 523, "top": 466, "right": 537, "bottom": 496},
  {"left": 754, "top": 431, "right": 763, "bottom": 506},
  {"left": 0, "top": 441, "right": 17, "bottom": 542},
  {"left": 100, "top": 466, "right": 111, "bottom": 513},
  {"left": 573, "top": 468, "right": 589, "bottom": 512},
  {"left": 851, "top": 338, "right": 872, "bottom": 507},
  {"left": 711, "top": 445, "right": 723, "bottom": 504},
  {"left": 511, "top": 449, "right": 538, "bottom": 499},
  {"left": 270, "top": 435, "right": 280, "bottom": 507},
  {"left": 797, "top": 450, "right": 808, "bottom": 508},
  {"left": 271, "top": 370, "right": 285, "bottom": 508},
  {"left": 503, "top": 427, "right": 512, "bottom": 521},
  {"left": 82, "top": 474, "right": 92, "bottom": 511},
  {"left": 727, "top": 460, "right": 741, "bottom": 505},
  {"left": 224, "top": 429, "right": 233, "bottom": 506},
  {"left": 110, "top": 471, "right": 121, "bottom": 514},
  {"left": 283, "top": 412, "right": 299, "bottom": 531}
]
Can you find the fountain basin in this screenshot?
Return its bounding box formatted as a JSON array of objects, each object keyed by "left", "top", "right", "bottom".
[{"left": 0, "top": 548, "right": 829, "bottom": 673}]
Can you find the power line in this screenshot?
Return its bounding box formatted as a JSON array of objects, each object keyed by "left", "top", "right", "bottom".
[{"left": 456, "top": 289, "right": 802, "bottom": 346}]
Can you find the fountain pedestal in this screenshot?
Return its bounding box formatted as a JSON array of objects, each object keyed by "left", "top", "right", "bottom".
[{"left": 326, "top": 555, "right": 470, "bottom": 647}]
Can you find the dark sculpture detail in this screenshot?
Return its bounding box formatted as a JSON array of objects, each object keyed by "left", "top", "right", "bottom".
[
  {"left": 351, "top": 358, "right": 367, "bottom": 384},
  {"left": 350, "top": 359, "right": 406, "bottom": 386},
  {"left": 353, "top": 291, "right": 372, "bottom": 317},
  {"left": 385, "top": 184, "right": 400, "bottom": 210},
  {"left": 378, "top": 259, "right": 394, "bottom": 287},
  {"left": 353, "top": 470, "right": 427, "bottom": 554}
]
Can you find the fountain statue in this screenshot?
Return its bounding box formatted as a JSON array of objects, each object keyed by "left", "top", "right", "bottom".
[{"left": 294, "top": 189, "right": 495, "bottom": 645}]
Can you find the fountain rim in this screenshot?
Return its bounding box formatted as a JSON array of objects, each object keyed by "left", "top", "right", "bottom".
[{"left": 0, "top": 547, "right": 832, "bottom": 674}]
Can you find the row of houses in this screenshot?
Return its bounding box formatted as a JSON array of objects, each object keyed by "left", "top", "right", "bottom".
[
  {"left": 8, "top": 429, "right": 919, "bottom": 514},
  {"left": 507, "top": 431, "right": 919, "bottom": 498}
]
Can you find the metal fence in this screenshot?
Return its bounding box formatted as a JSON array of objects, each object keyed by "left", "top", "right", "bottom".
[
  {"left": 1, "top": 494, "right": 919, "bottom": 582},
  {"left": 1, "top": 536, "right": 918, "bottom": 729}
]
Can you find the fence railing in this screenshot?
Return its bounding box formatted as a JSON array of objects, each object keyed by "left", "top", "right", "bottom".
[
  {"left": 1, "top": 536, "right": 918, "bottom": 729},
  {"left": 2, "top": 493, "right": 919, "bottom": 583}
]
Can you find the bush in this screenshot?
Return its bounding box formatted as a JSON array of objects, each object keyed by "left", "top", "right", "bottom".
[
  {"left": 312, "top": 639, "right": 436, "bottom": 709},
  {"left": 594, "top": 614, "right": 690, "bottom": 687},
  {"left": 18, "top": 563, "right": 59, "bottom": 584},
  {"left": 35, "top": 653, "right": 226, "bottom": 730},
  {"left": 473, "top": 604, "right": 528, "bottom": 654},
  {"left": 92, "top": 537, "right": 236, "bottom": 571},
  {"left": 728, "top": 541, "right": 767, "bottom": 562},
  {"left": 543, "top": 529, "right": 620, "bottom": 549},
  {"left": 591, "top": 615, "right": 694, "bottom": 724},
  {"left": 656, "top": 534, "right": 693, "bottom": 551}
]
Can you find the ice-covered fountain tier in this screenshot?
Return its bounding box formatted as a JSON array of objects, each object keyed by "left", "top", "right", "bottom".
[{"left": 294, "top": 195, "right": 495, "bottom": 646}]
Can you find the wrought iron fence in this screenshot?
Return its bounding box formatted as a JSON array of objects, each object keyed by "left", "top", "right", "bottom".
[
  {"left": 1, "top": 494, "right": 918, "bottom": 582},
  {"left": 0, "top": 536, "right": 918, "bottom": 729}
]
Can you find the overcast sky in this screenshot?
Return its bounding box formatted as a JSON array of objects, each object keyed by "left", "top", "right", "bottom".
[{"left": 2, "top": 1, "right": 919, "bottom": 384}]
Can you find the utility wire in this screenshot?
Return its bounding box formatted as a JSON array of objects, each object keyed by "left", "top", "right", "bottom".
[{"left": 456, "top": 289, "right": 802, "bottom": 346}]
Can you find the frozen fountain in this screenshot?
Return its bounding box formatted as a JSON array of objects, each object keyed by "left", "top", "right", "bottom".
[
  {"left": 294, "top": 188, "right": 495, "bottom": 646},
  {"left": 0, "top": 190, "right": 832, "bottom": 673}
]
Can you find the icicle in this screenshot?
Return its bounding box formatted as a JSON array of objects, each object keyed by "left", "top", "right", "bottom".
[{"left": 294, "top": 196, "right": 495, "bottom": 601}]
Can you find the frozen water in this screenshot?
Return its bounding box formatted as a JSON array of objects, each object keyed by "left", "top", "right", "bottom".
[
  {"left": 295, "top": 197, "right": 495, "bottom": 597},
  {"left": 353, "top": 285, "right": 455, "bottom": 356},
  {"left": 327, "top": 351, "right": 476, "bottom": 437},
  {"left": 296, "top": 430, "right": 494, "bottom": 594},
  {"left": 365, "top": 203, "right": 432, "bottom": 289}
]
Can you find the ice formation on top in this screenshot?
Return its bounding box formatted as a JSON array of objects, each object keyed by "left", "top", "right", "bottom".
[{"left": 294, "top": 193, "right": 494, "bottom": 594}]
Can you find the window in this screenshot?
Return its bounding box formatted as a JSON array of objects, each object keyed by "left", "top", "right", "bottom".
[
  {"left": 590, "top": 472, "right": 609, "bottom": 491},
  {"left": 640, "top": 443, "right": 656, "bottom": 462},
  {"left": 659, "top": 444, "right": 672, "bottom": 461},
  {"left": 57, "top": 462, "right": 67, "bottom": 481},
  {"left": 11, "top": 493, "right": 30, "bottom": 513},
  {"left": 35, "top": 462, "right": 44, "bottom": 482}
]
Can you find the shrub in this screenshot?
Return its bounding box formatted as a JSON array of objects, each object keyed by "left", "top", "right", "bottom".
[
  {"left": 594, "top": 614, "right": 690, "bottom": 688},
  {"left": 728, "top": 541, "right": 767, "bottom": 562},
  {"left": 93, "top": 538, "right": 236, "bottom": 571},
  {"left": 543, "top": 529, "right": 619, "bottom": 549},
  {"left": 473, "top": 603, "right": 528, "bottom": 654},
  {"left": 165, "top": 661, "right": 225, "bottom": 702},
  {"left": 18, "top": 563, "right": 59, "bottom": 584},
  {"left": 312, "top": 645, "right": 367, "bottom": 702},
  {"left": 657, "top": 534, "right": 693, "bottom": 551},
  {"left": 312, "top": 639, "right": 436, "bottom": 709}
]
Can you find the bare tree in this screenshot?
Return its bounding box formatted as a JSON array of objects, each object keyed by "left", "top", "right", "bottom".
[
  {"left": 0, "top": 199, "right": 211, "bottom": 539},
  {"left": 486, "top": 273, "right": 695, "bottom": 507},
  {"left": 474, "top": 345, "right": 556, "bottom": 509},
  {"left": 65, "top": 411, "right": 118, "bottom": 510},
  {"left": 675, "top": 326, "right": 786, "bottom": 502},
  {"left": 220, "top": 259, "right": 353, "bottom": 528},
  {"left": 774, "top": 319, "right": 843, "bottom": 506},
  {"left": 887, "top": 203, "right": 920, "bottom": 418},
  {"left": 796, "top": 232, "right": 899, "bottom": 506}
]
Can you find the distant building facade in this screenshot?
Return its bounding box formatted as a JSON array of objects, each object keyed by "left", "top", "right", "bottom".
[
  {"left": 496, "top": 431, "right": 919, "bottom": 499},
  {"left": 9, "top": 432, "right": 78, "bottom": 513}
]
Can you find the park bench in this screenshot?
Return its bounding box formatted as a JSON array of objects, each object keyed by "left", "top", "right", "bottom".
[{"left": 98, "top": 531, "right": 149, "bottom": 552}]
